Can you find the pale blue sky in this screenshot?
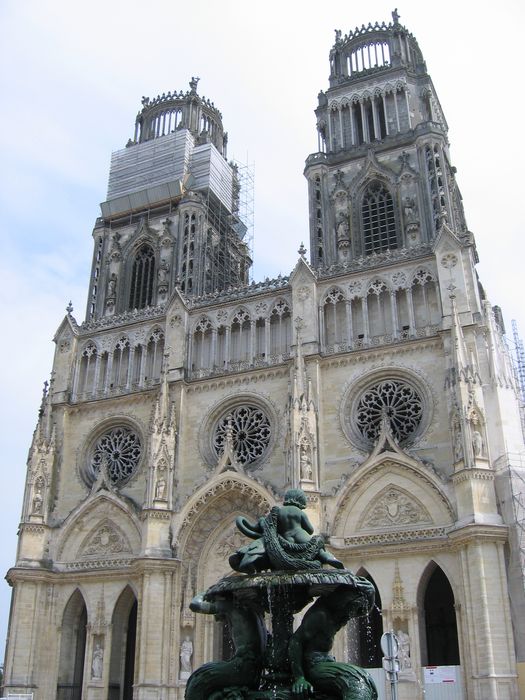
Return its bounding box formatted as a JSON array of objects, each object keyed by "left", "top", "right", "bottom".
[{"left": 0, "top": 0, "right": 524, "bottom": 661}]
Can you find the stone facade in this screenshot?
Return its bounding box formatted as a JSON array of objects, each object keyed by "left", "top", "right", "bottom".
[{"left": 4, "top": 13, "right": 525, "bottom": 700}]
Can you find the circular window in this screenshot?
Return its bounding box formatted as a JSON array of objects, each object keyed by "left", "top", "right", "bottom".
[
  {"left": 355, "top": 379, "right": 423, "bottom": 445},
  {"left": 213, "top": 405, "right": 271, "bottom": 466},
  {"left": 89, "top": 426, "right": 142, "bottom": 485}
]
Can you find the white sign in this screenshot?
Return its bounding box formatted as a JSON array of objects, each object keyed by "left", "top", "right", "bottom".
[{"left": 424, "top": 666, "right": 457, "bottom": 684}]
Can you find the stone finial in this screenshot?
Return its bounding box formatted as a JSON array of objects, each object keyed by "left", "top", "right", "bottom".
[
  {"left": 298, "top": 242, "right": 307, "bottom": 259},
  {"left": 66, "top": 301, "right": 73, "bottom": 314}
]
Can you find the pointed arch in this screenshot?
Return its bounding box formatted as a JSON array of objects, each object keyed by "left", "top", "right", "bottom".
[
  {"left": 57, "top": 589, "right": 87, "bottom": 699},
  {"left": 332, "top": 454, "right": 454, "bottom": 538},
  {"left": 109, "top": 585, "right": 138, "bottom": 700},
  {"left": 129, "top": 242, "right": 156, "bottom": 310},
  {"left": 361, "top": 179, "right": 398, "bottom": 255},
  {"left": 177, "top": 474, "right": 274, "bottom": 572},
  {"left": 55, "top": 492, "right": 141, "bottom": 564},
  {"left": 417, "top": 561, "right": 460, "bottom": 666}
]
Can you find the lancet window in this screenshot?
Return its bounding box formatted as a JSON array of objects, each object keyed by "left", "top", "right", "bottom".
[
  {"left": 323, "top": 289, "right": 347, "bottom": 348},
  {"left": 129, "top": 244, "right": 155, "bottom": 309},
  {"left": 145, "top": 329, "right": 165, "bottom": 383},
  {"left": 269, "top": 300, "right": 291, "bottom": 357},
  {"left": 78, "top": 342, "right": 98, "bottom": 395},
  {"left": 425, "top": 144, "right": 447, "bottom": 232},
  {"left": 361, "top": 181, "right": 397, "bottom": 254}
]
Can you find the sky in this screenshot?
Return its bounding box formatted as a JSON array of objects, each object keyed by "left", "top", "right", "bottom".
[{"left": 0, "top": 0, "right": 524, "bottom": 663}]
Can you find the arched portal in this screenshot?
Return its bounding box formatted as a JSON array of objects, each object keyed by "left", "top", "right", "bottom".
[
  {"left": 109, "top": 586, "right": 138, "bottom": 700},
  {"left": 57, "top": 590, "right": 87, "bottom": 700},
  {"left": 419, "top": 563, "right": 460, "bottom": 666},
  {"left": 346, "top": 570, "right": 383, "bottom": 668}
]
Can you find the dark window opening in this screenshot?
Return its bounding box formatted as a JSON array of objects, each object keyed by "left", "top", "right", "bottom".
[
  {"left": 362, "top": 181, "right": 397, "bottom": 254},
  {"left": 129, "top": 244, "right": 155, "bottom": 309},
  {"left": 424, "top": 567, "right": 460, "bottom": 666}
]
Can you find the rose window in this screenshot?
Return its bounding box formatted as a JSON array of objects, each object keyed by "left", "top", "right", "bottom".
[
  {"left": 90, "top": 426, "right": 142, "bottom": 484},
  {"left": 213, "top": 405, "right": 271, "bottom": 466},
  {"left": 355, "top": 380, "right": 423, "bottom": 444}
]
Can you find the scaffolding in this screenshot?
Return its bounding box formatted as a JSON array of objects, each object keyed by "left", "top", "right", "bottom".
[
  {"left": 512, "top": 319, "right": 525, "bottom": 404},
  {"left": 233, "top": 159, "right": 255, "bottom": 278}
]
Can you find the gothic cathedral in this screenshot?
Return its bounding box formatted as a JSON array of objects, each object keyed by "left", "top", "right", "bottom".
[{"left": 4, "top": 14, "right": 525, "bottom": 700}]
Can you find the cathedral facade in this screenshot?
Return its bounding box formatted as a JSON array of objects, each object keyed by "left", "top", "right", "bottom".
[{"left": 4, "top": 14, "right": 525, "bottom": 700}]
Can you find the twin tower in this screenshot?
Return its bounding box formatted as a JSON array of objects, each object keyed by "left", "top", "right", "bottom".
[{"left": 4, "top": 13, "right": 525, "bottom": 700}]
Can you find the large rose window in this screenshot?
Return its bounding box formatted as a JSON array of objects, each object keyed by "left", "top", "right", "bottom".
[
  {"left": 90, "top": 426, "right": 142, "bottom": 485},
  {"left": 355, "top": 379, "right": 423, "bottom": 445},
  {"left": 213, "top": 405, "right": 271, "bottom": 466}
]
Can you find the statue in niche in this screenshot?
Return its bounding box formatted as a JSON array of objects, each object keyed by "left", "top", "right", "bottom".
[
  {"left": 229, "top": 488, "right": 343, "bottom": 574},
  {"left": 452, "top": 422, "right": 463, "bottom": 462},
  {"left": 472, "top": 429, "right": 484, "bottom": 458},
  {"left": 91, "top": 641, "right": 104, "bottom": 679},
  {"left": 185, "top": 594, "right": 266, "bottom": 698},
  {"left": 289, "top": 584, "right": 378, "bottom": 699},
  {"left": 300, "top": 444, "right": 313, "bottom": 481},
  {"left": 336, "top": 213, "right": 350, "bottom": 242},
  {"left": 396, "top": 629, "right": 412, "bottom": 670},
  {"left": 155, "top": 462, "right": 168, "bottom": 501},
  {"left": 31, "top": 477, "right": 44, "bottom": 515},
  {"left": 107, "top": 273, "right": 117, "bottom": 298},
  {"left": 403, "top": 196, "right": 417, "bottom": 224},
  {"left": 158, "top": 259, "right": 170, "bottom": 285},
  {"left": 180, "top": 636, "right": 194, "bottom": 678}
]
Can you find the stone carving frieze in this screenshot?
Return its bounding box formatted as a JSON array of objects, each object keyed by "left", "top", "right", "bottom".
[
  {"left": 79, "top": 520, "right": 132, "bottom": 558},
  {"left": 359, "top": 488, "right": 432, "bottom": 530}
]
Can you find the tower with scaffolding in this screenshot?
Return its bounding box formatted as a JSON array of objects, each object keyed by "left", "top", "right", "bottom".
[{"left": 87, "top": 79, "right": 254, "bottom": 320}]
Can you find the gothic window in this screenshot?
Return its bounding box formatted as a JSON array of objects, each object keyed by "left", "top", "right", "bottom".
[
  {"left": 230, "top": 310, "right": 251, "bottom": 363},
  {"left": 361, "top": 181, "right": 397, "bottom": 255},
  {"left": 111, "top": 337, "right": 130, "bottom": 389},
  {"left": 355, "top": 379, "right": 423, "bottom": 445},
  {"left": 270, "top": 300, "right": 291, "bottom": 356},
  {"left": 213, "top": 405, "right": 271, "bottom": 467},
  {"left": 87, "top": 426, "right": 142, "bottom": 486},
  {"left": 129, "top": 244, "right": 155, "bottom": 309},
  {"left": 78, "top": 342, "right": 97, "bottom": 396},
  {"left": 145, "top": 329, "right": 164, "bottom": 382},
  {"left": 323, "top": 288, "right": 347, "bottom": 348},
  {"left": 367, "top": 279, "right": 392, "bottom": 338},
  {"left": 411, "top": 269, "right": 440, "bottom": 330},
  {"left": 193, "top": 317, "right": 213, "bottom": 371},
  {"left": 425, "top": 144, "right": 446, "bottom": 231}
]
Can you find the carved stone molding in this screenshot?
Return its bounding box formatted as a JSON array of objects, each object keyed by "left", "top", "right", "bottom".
[{"left": 359, "top": 487, "right": 432, "bottom": 530}]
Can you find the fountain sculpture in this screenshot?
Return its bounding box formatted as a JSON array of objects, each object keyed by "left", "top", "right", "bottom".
[{"left": 185, "top": 488, "right": 378, "bottom": 699}]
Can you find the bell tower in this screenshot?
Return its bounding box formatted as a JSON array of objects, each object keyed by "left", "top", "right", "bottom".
[
  {"left": 305, "top": 10, "right": 467, "bottom": 269},
  {"left": 87, "top": 78, "right": 251, "bottom": 322}
]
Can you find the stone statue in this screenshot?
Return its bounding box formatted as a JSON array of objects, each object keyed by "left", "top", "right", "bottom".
[
  {"left": 289, "top": 583, "right": 377, "bottom": 699},
  {"left": 300, "top": 445, "right": 313, "bottom": 481},
  {"left": 184, "top": 594, "right": 266, "bottom": 700},
  {"left": 107, "top": 273, "right": 117, "bottom": 297},
  {"left": 155, "top": 477, "right": 167, "bottom": 500},
  {"left": 403, "top": 196, "right": 417, "bottom": 224},
  {"left": 229, "top": 488, "right": 344, "bottom": 574},
  {"left": 472, "top": 429, "right": 484, "bottom": 458},
  {"left": 158, "top": 259, "right": 169, "bottom": 284},
  {"left": 396, "top": 629, "right": 412, "bottom": 670},
  {"left": 180, "top": 636, "right": 194, "bottom": 678},
  {"left": 91, "top": 642, "right": 104, "bottom": 679},
  {"left": 337, "top": 214, "right": 350, "bottom": 242},
  {"left": 31, "top": 491, "right": 43, "bottom": 515}
]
